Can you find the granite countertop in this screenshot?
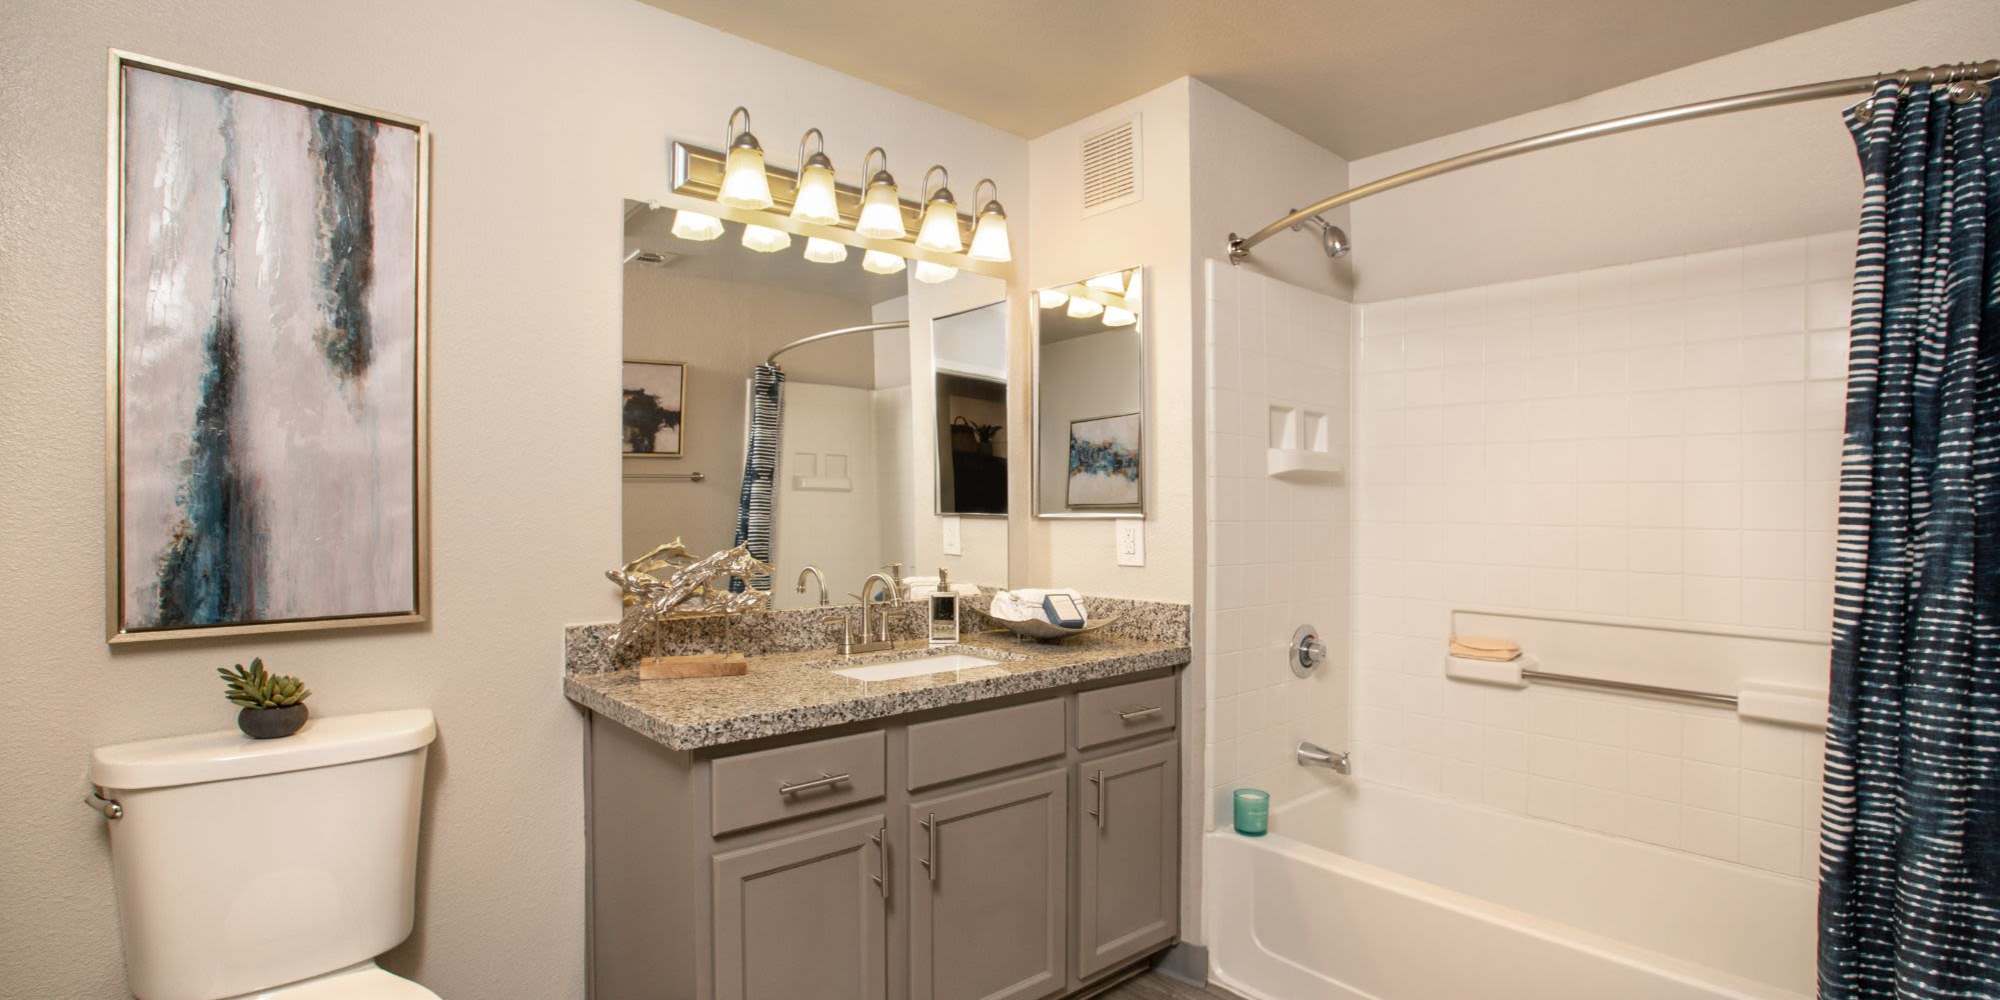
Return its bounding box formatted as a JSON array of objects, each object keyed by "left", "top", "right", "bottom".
[{"left": 564, "top": 630, "right": 1190, "bottom": 750}]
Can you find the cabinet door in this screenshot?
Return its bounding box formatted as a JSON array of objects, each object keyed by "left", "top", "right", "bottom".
[
  {"left": 712, "top": 814, "right": 889, "bottom": 1000},
  {"left": 1075, "top": 740, "right": 1179, "bottom": 980},
  {"left": 908, "top": 769, "right": 1068, "bottom": 1000}
]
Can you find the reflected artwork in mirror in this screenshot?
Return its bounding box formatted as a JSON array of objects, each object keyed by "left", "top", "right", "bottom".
[
  {"left": 1033, "top": 266, "right": 1144, "bottom": 518},
  {"left": 620, "top": 199, "right": 1010, "bottom": 611}
]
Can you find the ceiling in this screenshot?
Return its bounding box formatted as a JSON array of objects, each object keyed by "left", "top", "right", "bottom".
[{"left": 636, "top": 0, "right": 1904, "bottom": 158}]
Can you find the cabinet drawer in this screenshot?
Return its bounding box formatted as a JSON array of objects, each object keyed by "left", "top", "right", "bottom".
[
  {"left": 711, "top": 731, "right": 887, "bottom": 836},
  {"left": 1075, "top": 676, "right": 1176, "bottom": 750},
  {"left": 907, "top": 698, "right": 1065, "bottom": 791}
]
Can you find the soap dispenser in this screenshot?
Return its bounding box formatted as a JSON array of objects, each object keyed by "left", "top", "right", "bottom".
[{"left": 928, "top": 568, "right": 960, "bottom": 647}]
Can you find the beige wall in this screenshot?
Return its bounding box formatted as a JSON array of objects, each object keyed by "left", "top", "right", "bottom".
[
  {"left": 622, "top": 266, "right": 874, "bottom": 562},
  {"left": 1346, "top": 0, "right": 2000, "bottom": 302},
  {"left": 0, "top": 0, "right": 1027, "bottom": 995}
]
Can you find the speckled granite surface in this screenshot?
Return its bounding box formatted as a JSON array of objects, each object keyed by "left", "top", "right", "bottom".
[{"left": 564, "top": 628, "right": 1190, "bottom": 750}]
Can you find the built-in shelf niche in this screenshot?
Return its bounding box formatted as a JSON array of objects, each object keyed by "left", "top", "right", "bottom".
[{"left": 1266, "top": 404, "right": 1341, "bottom": 482}]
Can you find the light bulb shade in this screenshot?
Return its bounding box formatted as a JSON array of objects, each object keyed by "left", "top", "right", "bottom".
[
  {"left": 861, "top": 249, "right": 906, "bottom": 275},
  {"left": 790, "top": 162, "right": 840, "bottom": 225},
  {"left": 856, "top": 181, "right": 907, "bottom": 240},
  {"left": 802, "top": 237, "right": 848, "bottom": 263},
  {"left": 1037, "top": 289, "right": 1070, "bottom": 310},
  {"left": 915, "top": 199, "right": 963, "bottom": 253},
  {"left": 1066, "top": 295, "right": 1104, "bottom": 319},
  {"left": 1085, "top": 271, "right": 1127, "bottom": 295},
  {"left": 740, "top": 223, "right": 791, "bottom": 253},
  {"left": 968, "top": 209, "right": 1012, "bottom": 262},
  {"left": 1122, "top": 271, "right": 1142, "bottom": 303},
  {"left": 670, "top": 209, "right": 724, "bottom": 241},
  {"left": 719, "top": 144, "right": 774, "bottom": 210},
  {"left": 913, "top": 260, "right": 958, "bottom": 284},
  {"left": 1102, "top": 305, "right": 1137, "bottom": 327}
]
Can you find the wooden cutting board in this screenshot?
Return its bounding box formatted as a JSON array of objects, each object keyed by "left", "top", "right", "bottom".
[{"left": 638, "top": 653, "right": 749, "bottom": 679}]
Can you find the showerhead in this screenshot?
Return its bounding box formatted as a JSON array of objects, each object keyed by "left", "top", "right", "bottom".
[{"left": 1289, "top": 212, "right": 1351, "bottom": 259}]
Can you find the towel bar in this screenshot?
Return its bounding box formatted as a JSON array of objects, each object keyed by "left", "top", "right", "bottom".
[{"left": 1519, "top": 667, "right": 1738, "bottom": 709}]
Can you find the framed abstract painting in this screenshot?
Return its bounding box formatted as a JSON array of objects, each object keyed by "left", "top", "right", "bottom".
[
  {"left": 105, "top": 52, "right": 430, "bottom": 643},
  {"left": 621, "top": 359, "right": 685, "bottom": 458},
  {"left": 1066, "top": 412, "right": 1142, "bottom": 509}
]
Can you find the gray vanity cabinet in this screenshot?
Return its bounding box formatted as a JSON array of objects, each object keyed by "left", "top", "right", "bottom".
[
  {"left": 907, "top": 769, "right": 1069, "bottom": 1000},
  {"left": 711, "top": 814, "right": 889, "bottom": 1000},
  {"left": 1074, "top": 740, "right": 1179, "bottom": 980}
]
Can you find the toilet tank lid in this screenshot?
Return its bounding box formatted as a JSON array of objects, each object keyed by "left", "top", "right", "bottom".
[{"left": 91, "top": 709, "right": 436, "bottom": 791}]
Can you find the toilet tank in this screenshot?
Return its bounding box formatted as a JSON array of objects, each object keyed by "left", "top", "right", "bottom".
[{"left": 91, "top": 709, "right": 437, "bottom": 1000}]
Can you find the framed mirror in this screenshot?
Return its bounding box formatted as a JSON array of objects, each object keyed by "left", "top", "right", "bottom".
[
  {"left": 621, "top": 199, "right": 1010, "bottom": 610},
  {"left": 1032, "top": 265, "right": 1144, "bottom": 518}
]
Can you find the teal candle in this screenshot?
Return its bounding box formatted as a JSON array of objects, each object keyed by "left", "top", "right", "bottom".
[{"left": 1233, "top": 788, "right": 1270, "bottom": 837}]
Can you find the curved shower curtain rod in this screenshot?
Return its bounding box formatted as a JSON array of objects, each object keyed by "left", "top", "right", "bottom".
[
  {"left": 766, "top": 321, "right": 911, "bottom": 366},
  {"left": 1226, "top": 58, "right": 2000, "bottom": 264}
]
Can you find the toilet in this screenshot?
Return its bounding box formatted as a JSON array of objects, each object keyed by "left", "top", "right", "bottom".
[{"left": 90, "top": 709, "right": 441, "bottom": 1000}]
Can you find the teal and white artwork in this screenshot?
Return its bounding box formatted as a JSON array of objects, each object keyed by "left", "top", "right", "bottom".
[
  {"left": 1065, "top": 412, "right": 1141, "bottom": 508},
  {"left": 110, "top": 55, "right": 428, "bottom": 641}
]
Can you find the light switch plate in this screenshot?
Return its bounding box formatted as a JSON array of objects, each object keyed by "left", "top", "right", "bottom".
[
  {"left": 941, "top": 515, "right": 962, "bottom": 556},
  {"left": 1115, "top": 519, "right": 1145, "bottom": 567}
]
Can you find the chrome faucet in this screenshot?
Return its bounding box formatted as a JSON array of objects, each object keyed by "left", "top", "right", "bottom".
[
  {"left": 1297, "top": 741, "right": 1351, "bottom": 774},
  {"left": 841, "top": 572, "right": 900, "bottom": 655},
  {"left": 796, "top": 565, "right": 829, "bottom": 606}
]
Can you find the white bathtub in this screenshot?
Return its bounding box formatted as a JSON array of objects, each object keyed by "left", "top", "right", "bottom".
[{"left": 1205, "top": 782, "right": 1815, "bottom": 999}]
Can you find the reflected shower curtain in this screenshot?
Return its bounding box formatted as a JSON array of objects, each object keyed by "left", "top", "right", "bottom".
[
  {"left": 732, "top": 364, "right": 784, "bottom": 593},
  {"left": 1818, "top": 78, "right": 2000, "bottom": 1000}
]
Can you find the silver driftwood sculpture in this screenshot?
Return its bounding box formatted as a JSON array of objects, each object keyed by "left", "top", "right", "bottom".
[{"left": 606, "top": 540, "right": 773, "bottom": 661}]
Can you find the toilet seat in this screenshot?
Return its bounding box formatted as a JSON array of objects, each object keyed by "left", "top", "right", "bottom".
[{"left": 237, "top": 962, "right": 441, "bottom": 999}]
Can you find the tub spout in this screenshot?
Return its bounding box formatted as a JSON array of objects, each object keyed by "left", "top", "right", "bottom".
[{"left": 1297, "top": 741, "right": 1350, "bottom": 774}]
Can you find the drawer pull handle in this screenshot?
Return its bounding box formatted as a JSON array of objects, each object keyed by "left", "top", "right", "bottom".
[
  {"left": 920, "top": 812, "right": 937, "bottom": 882},
  {"left": 870, "top": 825, "right": 888, "bottom": 898},
  {"left": 777, "top": 772, "right": 851, "bottom": 796},
  {"left": 1117, "top": 706, "right": 1162, "bottom": 722}
]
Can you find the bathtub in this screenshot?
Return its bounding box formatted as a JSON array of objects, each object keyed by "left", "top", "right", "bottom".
[{"left": 1205, "top": 781, "right": 1815, "bottom": 999}]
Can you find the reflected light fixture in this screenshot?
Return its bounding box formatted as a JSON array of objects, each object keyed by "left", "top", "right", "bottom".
[
  {"left": 967, "top": 178, "right": 1012, "bottom": 263},
  {"left": 913, "top": 259, "right": 958, "bottom": 284},
  {"left": 790, "top": 128, "right": 840, "bottom": 226},
  {"left": 1066, "top": 294, "right": 1104, "bottom": 319},
  {"left": 803, "top": 236, "right": 848, "bottom": 264},
  {"left": 1123, "top": 270, "right": 1142, "bottom": 303},
  {"left": 1085, "top": 271, "right": 1127, "bottom": 295},
  {"left": 740, "top": 223, "right": 791, "bottom": 253},
  {"left": 1037, "top": 288, "right": 1070, "bottom": 310},
  {"left": 861, "top": 249, "right": 906, "bottom": 275},
  {"left": 670, "top": 208, "right": 724, "bottom": 242},
  {"left": 1102, "top": 305, "right": 1137, "bottom": 327},
  {"left": 718, "top": 107, "right": 774, "bottom": 210},
  {"left": 914, "top": 165, "right": 963, "bottom": 254},
  {"left": 856, "top": 147, "right": 907, "bottom": 240}
]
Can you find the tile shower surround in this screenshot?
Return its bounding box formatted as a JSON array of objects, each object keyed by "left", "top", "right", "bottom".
[{"left": 1346, "top": 231, "right": 1856, "bottom": 880}]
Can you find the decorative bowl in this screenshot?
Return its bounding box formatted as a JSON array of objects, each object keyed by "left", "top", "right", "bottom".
[{"left": 995, "top": 615, "right": 1120, "bottom": 642}]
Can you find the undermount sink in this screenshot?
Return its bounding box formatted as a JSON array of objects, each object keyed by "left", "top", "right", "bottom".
[{"left": 832, "top": 653, "right": 1001, "bottom": 682}]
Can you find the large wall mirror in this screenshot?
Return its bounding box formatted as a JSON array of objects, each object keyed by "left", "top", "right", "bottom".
[
  {"left": 621, "top": 199, "right": 1010, "bottom": 609},
  {"left": 1032, "top": 266, "right": 1144, "bottom": 518}
]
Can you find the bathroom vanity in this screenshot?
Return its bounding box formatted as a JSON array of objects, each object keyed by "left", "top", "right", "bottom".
[{"left": 566, "top": 611, "right": 1189, "bottom": 1000}]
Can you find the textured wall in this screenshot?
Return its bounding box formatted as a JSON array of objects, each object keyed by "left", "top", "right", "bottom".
[{"left": 0, "top": 1, "right": 1025, "bottom": 995}]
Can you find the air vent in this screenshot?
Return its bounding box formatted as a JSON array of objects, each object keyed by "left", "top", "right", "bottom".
[{"left": 1081, "top": 115, "right": 1142, "bottom": 217}]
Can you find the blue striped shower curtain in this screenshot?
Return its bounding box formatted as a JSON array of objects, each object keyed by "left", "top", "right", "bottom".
[
  {"left": 732, "top": 364, "right": 784, "bottom": 592},
  {"left": 1818, "top": 78, "right": 2000, "bottom": 1000}
]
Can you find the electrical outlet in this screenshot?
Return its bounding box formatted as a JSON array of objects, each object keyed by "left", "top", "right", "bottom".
[
  {"left": 1115, "top": 519, "right": 1145, "bottom": 567},
  {"left": 941, "top": 515, "right": 962, "bottom": 556}
]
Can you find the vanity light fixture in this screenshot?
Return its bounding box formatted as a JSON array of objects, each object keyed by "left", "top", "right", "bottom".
[
  {"left": 1066, "top": 294, "right": 1104, "bottom": 319},
  {"left": 966, "top": 178, "right": 1012, "bottom": 263},
  {"left": 914, "top": 166, "right": 964, "bottom": 254},
  {"left": 718, "top": 107, "right": 774, "bottom": 210},
  {"left": 856, "top": 147, "right": 908, "bottom": 240},
  {"left": 1102, "top": 305, "right": 1137, "bottom": 327},
  {"left": 670, "top": 208, "right": 724, "bottom": 241},
  {"left": 913, "top": 259, "right": 958, "bottom": 284},
  {"left": 740, "top": 223, "right": 792, "bottom": 253},
  {"left": 861, "top": 249, "right": 906, "bottom": 275},
  {"left": 1037, "top": 288, "right": 1070, "bottom": 310},
  {"left": 790, "top": 128, "right": 841, "bottom": 226},
  {"left": 802, "top": 236, "right": 849, "bottom": 264},
  {"left": 1085, "top": 271, "right": 1127, "bottom": 295}
]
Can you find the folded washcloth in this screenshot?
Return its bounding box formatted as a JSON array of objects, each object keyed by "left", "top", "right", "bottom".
[
  {"left": 1449, "top": 635, "right": 1521, "bottom": 662},
  {"left": 991, "top": 588, "right": 1088, "bottom": 624}
]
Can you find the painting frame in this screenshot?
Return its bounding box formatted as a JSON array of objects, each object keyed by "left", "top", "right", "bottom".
[
  {"left": 621, "top": 358, "right": 687, "bottom": 459},
  {"left": 104, "top": 50, "right": 431, "bottom": 644},
  {"left": 1064, "top": 412, "right": 1143, "bottom": 509}
]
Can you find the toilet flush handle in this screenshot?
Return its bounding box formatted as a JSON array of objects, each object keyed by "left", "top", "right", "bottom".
[{"left": 85, "top": 787, "right": 122, "bottom": 820}]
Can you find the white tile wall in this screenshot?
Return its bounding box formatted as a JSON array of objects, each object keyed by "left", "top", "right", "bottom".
[
  {"left": 1350, "top": 232, "right": 1856, "bottom": 880},
  {"left": 1203, "top": 261, "right": 1352, "bottom": 827}
]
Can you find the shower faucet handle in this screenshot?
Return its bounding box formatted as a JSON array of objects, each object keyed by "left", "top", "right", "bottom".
[{"left": 1293, "top": 624, "right": 1326, "bottom": 677}]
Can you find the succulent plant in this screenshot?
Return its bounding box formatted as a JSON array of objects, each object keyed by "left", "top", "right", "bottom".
[{"left": 216, "top": 658, "right": 311, "bottom": 710}]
